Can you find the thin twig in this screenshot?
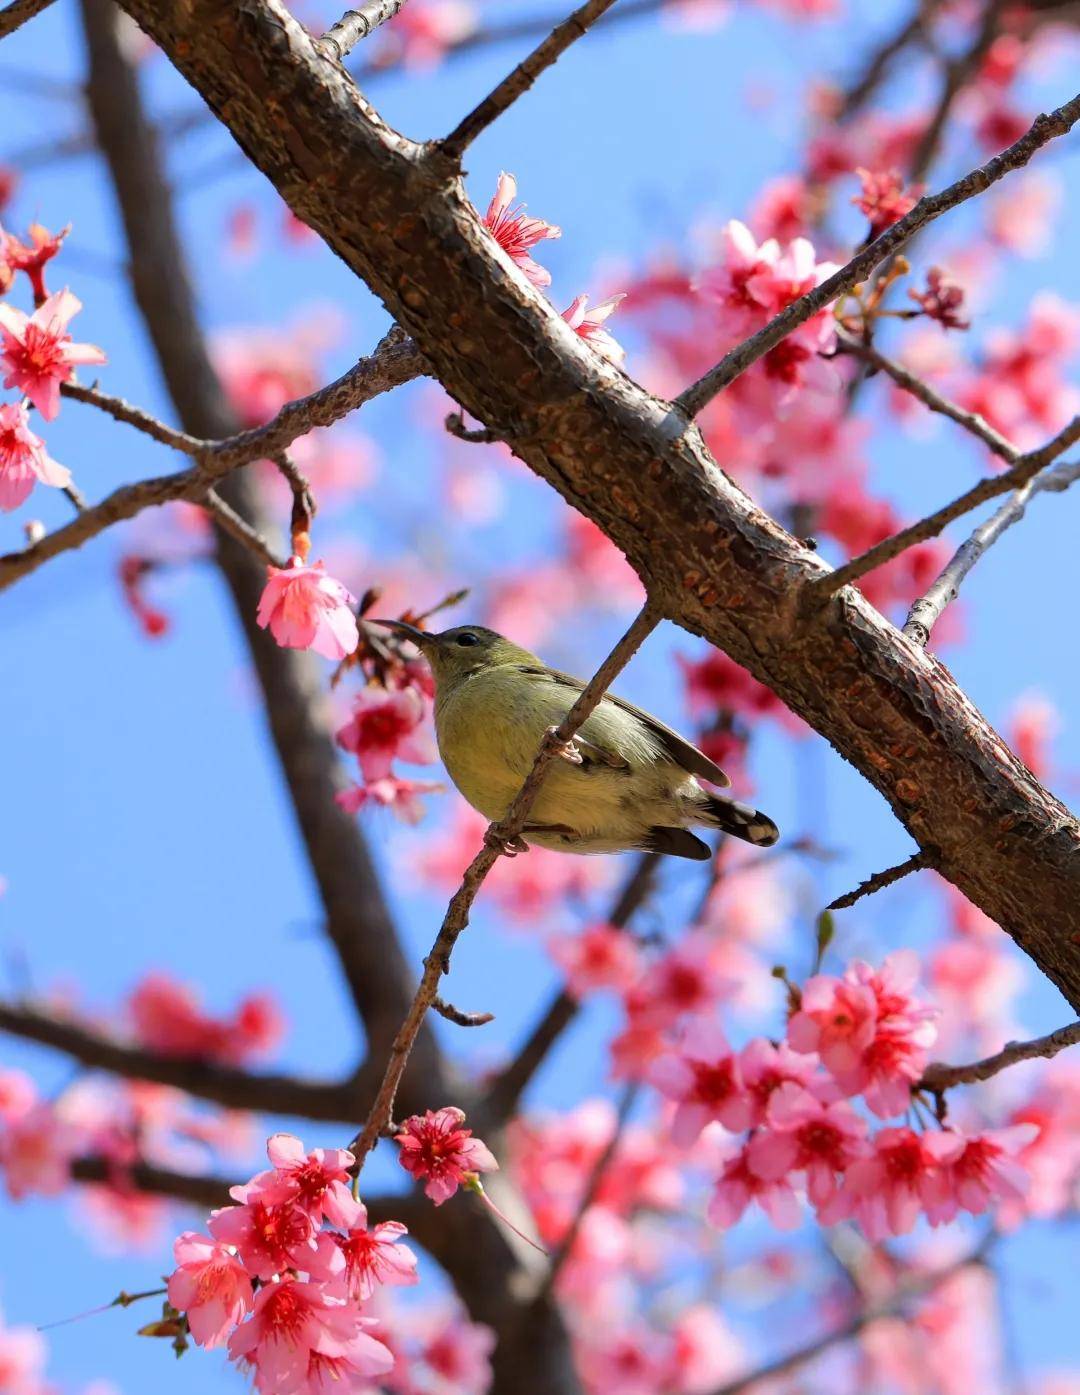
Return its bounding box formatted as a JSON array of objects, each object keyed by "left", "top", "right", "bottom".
[
  {"left": 348, "top": 601, "right": 662, "bottom": 1167},
  {"left": 431, "top": 995, "right": 494, "bottom": 1028},
  {"left": 445, "top": 410, "right": 501, "bottom": 444},
  {"left": 903, "top": 455, "right": 1080, "bottom": 645},
  {"left": 316, "top": 0, "right": 409, "bottom": 61},
  {"left": 60, "top": 380, "right": 204, "bottom": 453},
  {"left": 826, "top": 849, "right": 932, "bottom": 911},
  {"left": 908, "top": 1, "right": 1004, "bottom": 185},
  {"left": 920, "top": 1020, "right": 1080, "bottom": 1092},
  {"left": 203, "top": 490, "right": 285, "bottom": 567},
  {"left": 676, "top": 91, "right": 1080, "bottom": 419},
  {"left": 834, "top": 7, "right": 930, "bottom": 123},
  {"left": 0, "top": 0, "right": 54, "bottom": 40},
  {"left": 809, "top": 415, "right": 1080, "bottom": 600},
  {"left": 441, "top": 0, "right": 620, "bottom": 160}
]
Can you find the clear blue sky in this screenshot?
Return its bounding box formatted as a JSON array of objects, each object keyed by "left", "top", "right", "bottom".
[{"left": 1, "top": 2, "right": 1078, "bottom": 1391}]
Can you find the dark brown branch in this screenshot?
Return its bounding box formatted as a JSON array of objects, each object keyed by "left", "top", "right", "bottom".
[
  {"left": 441, "top": 0, "right": 620, "bottom": 160},
  {"left": 349, "top": 601, "right": 661, "bottom": 1169},
  {"left": 811, "top": 414, "right": 1080, "bottom": 598},
  {"left": 432, "top": 996, "right": 495, "bottom": 1028},
  {"left": 825, "top": 849, "right": 932, "bottom": 912},
  {"left": 203, "top": 489, "right": 285, "bottom": 567},
  {"left": 316, "top": 0, "right": 408, "bottom": 60},
  {"left": 483, "top": 851, "right": 660, "bottom": 1127},
  {"left": 446, "top": 410, "right": 501, "bottom": 444},
  {"left": 920, "top": 1020, "right": 1080, "bottom": 1091},
  {"left": 0, "top": 0, "right": 53, "bottom": 39},
  {"left": 0, "top": 999, "right": 357, "bottom": 1120},
  {"left": 677, "top": 92, "right": 1080, "bottom": 418},
  {"left": 903, "top": 454, "right": 1080, "bottom": 645},
  {"left": 60, "top": 380, "right": 205, "bottom": 453}
]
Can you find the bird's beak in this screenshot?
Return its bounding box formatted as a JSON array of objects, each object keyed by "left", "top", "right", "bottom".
[{"left": 367, "top": 618, "right": 436, "bottom": 650}]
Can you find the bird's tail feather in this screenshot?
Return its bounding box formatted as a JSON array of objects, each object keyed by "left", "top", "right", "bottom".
[{"left": 698, "top": 793, "right": 779, "bottom": 847}]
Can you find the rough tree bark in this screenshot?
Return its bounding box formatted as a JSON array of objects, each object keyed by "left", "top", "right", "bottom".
[{"left": 108, "top": 0, "right": 1080, "bottom": 1007}]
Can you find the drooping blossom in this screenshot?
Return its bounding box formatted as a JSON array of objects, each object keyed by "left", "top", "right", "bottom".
[
  {"left": 0, "top": 288, "right": 106, "bottom": 419},
  {"left": 747, "top": 1083, "right": 869, "bottom": 1211},
  {"left": 2, "top": 223, "right": 69, "bottom": 304},
  {"left": 708, "top": 1141, "right": 801, "bottom": 1230},
  {"left": 649, "top": 1018, "right": 753, "bottom": 1145},
  {"left": 549, "top": 922, "right": 642, "bottom": 998},
  {"left": 334, "top": 1202, "right": 419, "bottom": 1301},
  {"left": 0, "top": 401, "right": 70, "bottom": 511},
  {"left": 482, "top": 172, "right": 561, "bottom": 288},
  {"left": 167, "top": 1232, "right": 254, "bottom": 1348},
  {"left": 561, "top": 294, "right": 627, "bottom": 366},
  {"left": 336, "top": 775, "right": 444, "bottom": 824},
  {"left": 921, "top": 1124, "right": 1040, "bottom": 1223},
  {"left": 852, "top": 167, "right": 922, "bottom": 238},
  {"left": 232, "top": 1134, "right": 359, "bottom": 1229},
  {"left": 335, "top": 683, "right": 436, "bottom": 781},
  {"left": 820, "top": 1127, "right": 942, "bottom": 1239},
  {"left": 256, "top": 556, "right": 359, "bottom": 660},
  {"left": 396, "top": 1107, "right": 497, "bottom": 1205},
  {"left": 227, "top": 1277, "right": 393, "bottom": 1395},
  {"left": 909, "top": 266, "right": 970, "bottom": 330}
]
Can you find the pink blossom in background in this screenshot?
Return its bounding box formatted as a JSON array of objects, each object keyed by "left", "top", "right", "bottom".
[
  {"left": 335, "top": 1205, "right": 419, "bottom": 1301},
  {"left": 0, "top": 1071, "right": 35, "bottom": 1123},
  {"left": 336, "top": 775, "right": 444, "bottom": 824},
  {"left": 380, "top": 0, "right": 478, "bottom": 69},
  {"left": 0, "top": 1310, "right": 47, "bottom": 1395},
  {"left": 256, "top": 556, "right": 359, "bottom": 660},
  {"left": 624, "top": 935, "right": 734, "bottom": 1032},
  {"left": 128, "top": 973, "right": 283, "bottom": 1065},
  {"left": 409, "top": 1306, "right": 494, "bottom": 1395},
  {"left": 0, "top": 288, "right": 105, "bottom": 419},
  {"left": 168, "top": 1232, "right": 254, "bottom": 1348},
  {"left": 335, "top": 683, "right": 436, "bottom": 781},
  {"left": 549, "top": 922, "right": 642, "bottom": 998},
  {"left": 0, "top": 1102, "right": 78, "bottom": 1201},
  {"left": 482, "top": 172, "right": 561, "bottom": 288},
  {"left": 0, "top": 401, "right": 69, "bottom": 511},
  {"left": 561, "top": 293, "right": 627, "bottom": 366},
  {"left": 738, "top": 1037, "right": 821, "bottom": 1126},
  {"left": 1006, "top": 690, "right": 1060, "bottom": 780},
  {"left": 922, "top": 1124, "right": 1040, "bottom": 1222},
  {"left": 852, "top": 167, "right": 922, "bottom": 238},
  {"left": 396, "top": 1107, "right": 497, "bottom": 1205},
  {"left": 227, "top": 1277, "right": 393, "bottom": 1395},
  {"left": 649, "top": 1019, "right": 753, "bottom": 1145}
]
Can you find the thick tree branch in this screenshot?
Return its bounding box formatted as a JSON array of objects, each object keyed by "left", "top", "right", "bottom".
[
  {"left": 316, "top": 0, "right": 409, "bottom": 60},
  {"left": 0, "top": 0, "right": 53, "bottom": 40},
  {"left": 113, "top": 0, "right": 1080, "bottom": 1021},
  {"left": 77, "top": 0, "right": 452, "bottom": 1113},
  {"left": 677, "top": 92, "right": 1080, "bottom": 417},
  {"left": 920, "top": 1020, "right": 1080, "bottom": 1091},
  {"left": 442, "top": 0, "right": 620, "bottom": 159}
]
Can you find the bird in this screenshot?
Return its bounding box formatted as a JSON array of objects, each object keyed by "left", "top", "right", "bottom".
[{"left": 370, "top": 620, "right": 779, "bottom": 862}]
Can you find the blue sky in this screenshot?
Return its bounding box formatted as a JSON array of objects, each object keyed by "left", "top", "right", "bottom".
[{"left": 1, "top": 1, "right": 1079, "bottom": 1390}]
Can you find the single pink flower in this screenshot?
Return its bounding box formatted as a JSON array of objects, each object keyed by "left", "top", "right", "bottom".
[
  {"left": 922, "top": 1124, "right": 1039, "bottom": 1223},
  {"left": 0, "top": 1102, "right": 78, "bottom": 1201},
  {"left": 820, "top": 1127, "right": 940, "bottom": 1239},
  {"left": 0, "top": 401, "right": 70, "bottom": 511},
  {"left": 3, "top": 222, "right": 69, "bottom": 304},
  {"left": 625, "top": 934, "right": 732, "bottom": 1031},
  {"left": 336, "top": 775, "right": 444, "bottom": 824},
  {"left": 227, "top": 1277, "right": 392, "bottom": 1395},
  {"left": 852, "top": 167, "right": 922, "bottom": 238},
  {"left": 233, "top": 1134, "right": 358, "bottom": 1229},
  {"left": 482, "top": 172, "right": 561, "bottom": 288},
  {"left": 786, "top": 972, "right": 877, "bottom": 1076},
  {"left": 256, "top": 556, "right": 358, "bottom": 661},
  {"left": 396, "top": 1107, "right": 497, "bottom": 1205},
  {"left": 335, "top": 683, "right": 436, "bottom": 781},
  {"left": 708, "top": 1141, "right": 801, "bottom": 1230},
  {"left": 909, "top": 266, "right": 969, "bottom": 330},
  {"left": 649, "top": 1018, "right": 753, "bottom": 1145},
  {"left": 413, "top": 1307, "right": 495, "bottom": 1395},
  {"left": 334, "top": 1202, "right": 419, "bottom": 1301},
  {"left": 748, "top": 1083, "right": 869, "bottom": 1211},
  {"left": 549, "top": 922, "right": 642, "bottom": 998},
  {"left": 738, "top": 1037, "right": 821, "bottom": 1127},
  {"left": 168, "top": 1231, "right": 254, "bottom": 1348},
  {"left": 0, "top": 288, "right": 105, "bottom": 419},
  {"left": 208, "top": 1197, "right": 337, "bottom": 1281},
  {"left": 561, "top": 293, "right": 627, "bottom": 366}
]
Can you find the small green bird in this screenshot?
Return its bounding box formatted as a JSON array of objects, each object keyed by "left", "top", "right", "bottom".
[{"left": 372, "top": 621, "right": 779, "bottom": 862}]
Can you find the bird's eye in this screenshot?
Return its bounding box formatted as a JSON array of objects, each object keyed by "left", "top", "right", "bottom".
[{"left": 455, "top": 632, "right": 480, "bottom": 647}]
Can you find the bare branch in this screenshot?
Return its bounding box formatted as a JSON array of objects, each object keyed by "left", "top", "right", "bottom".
[
  {"left": 0, "top": 0, "right": 54, "bottom": 40},
  {"left": 0, "top": 999, "right": 357, "bottom": 1121},
  {"left": 826, "top": 849, "right": 932, "bottom": 912},
  {"left": 316, "top": 1, "right": 409, "bottom": 60},
  {"left": 446, "top": 410, "right": 501, "bottom": 444},
  {"left": 60, "top": 380, "right": 204, "bottom": 454},
  {"left": 920, "top": 1020, "right": 1080, "bottom": 1091},
  {"left": 903, "top": 454, "right": 1080, "bottom": 645},
  {"left": 834, "top": 7, "right": 930, "bottom": 122},
  {"left": 441, "top": 0, "right": 620, "bottom": 160},
  {"left": 907, "top": 1, "right": 1004, "bottom": 183},
  {"left": 349, "top": 601, "right": 661, "bottom": 1169},
  {"left": 432, "top": 996, "right": 495, "bottom": 1028},
  {"left": 677, "top": 91, "right": 1080, "bottom": 418},
  {"left": 810, "top": 415, "right": 1080, "bottom": 599}
]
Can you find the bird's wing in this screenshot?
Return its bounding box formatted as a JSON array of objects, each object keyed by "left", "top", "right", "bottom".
[{"left": 514, "top": 664, "right": 731, "bottom": 788}]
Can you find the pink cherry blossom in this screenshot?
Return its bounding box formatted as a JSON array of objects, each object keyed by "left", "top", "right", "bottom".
[
  {"left": 411, "top": 1306, "right": 494, "bottom": 1395},
  {"left": 649, "top": 1018, "right": 753, "bottom": 1145},
  {"left": 852, "top": 167, "right": 922, "bottom": 238},
  {"left": 0, "top": 1102, "right": 78, "bottom": 1201},
  {"left": 227, "top": 1277, "right": 393, "bottom": 1395},
  {"left": 922, "top": 1124, "right": 1039, "bottom": 1223},
  {"left": 0, "top": 1070, "right": 36, "bottom": 1122},
  {"left": 786, "top": 970, "right": 877, "bottom": 1078},
  {"left": 167, "top": 1231, "right": 254, "bottom": 1348},
  {"left": 396, "top": 1107, "right": 497, "bottom": 1205},
  {"left": 381, "top": 1, "right": 478, "bottom": 70},
  {"left": 624, "top": 934, "right": 732, "bottom": 1032},
  {"left": 738, "top": 1037, "right": 821, "bottom": 1126},
  {"left": 334, "top": 1202, "right": 418, "bottom": 1301},
  {"left": 482, "top": 172, "right": 561, "bottom": 288},
  {"left": 820, "top": 1127, "right": 942, "bottom": 1239},
  {"left": 233, "top": 1134, "right": 359, "bottom": 1229},
  {"left": 561, "top": 293, "right": 627, "bottom": 366},
  {"left": 0, "top": 401, "right": 70, "bottom": 511},
  {"left": 0, "top": 1311, "right": 47, "bottom": 1395},
  {"left": 256, "top": 556, "right": 358, "bottom": 660},
  {"left": 708, "top": 1140, "right": 801, "bottom": 1230},
  {"left": 335, "top": 683, "right": 436, "bottom": 781},
  {"left": 0, "top": 288, "right": 105, "bottom": 419},
  {"left": 128, "top": 972, "right": 283, "bottom": 1064},
  {"left": 549, "top": 922, "right": 642, "bottom": 998},
  {"left": 3, "top": 223, "right": 68, "bottom": 305},
  {"left": 208, "top": 1197, "right": 336, "bottom": 1281},
  {"left": 908, "top": 266, "right": 970, "bottom": 330},
  {"left": 748, "top": 1083, "right": 869, "bottom": 1211},
  {"left": 336, "top": 775, "right": 444, "bottom": 824}
]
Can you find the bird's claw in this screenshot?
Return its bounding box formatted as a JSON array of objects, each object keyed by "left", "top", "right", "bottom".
[
  {"left": 547, "top": 728, "right": 583, "bottom": 764},
  {"left": 484, "top": 829, "right": 529, "bottom": 858}
]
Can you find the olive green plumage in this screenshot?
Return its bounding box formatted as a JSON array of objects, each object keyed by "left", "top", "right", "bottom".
[{"left": 376, "top": 622, "right": 779, "bottom": 861}]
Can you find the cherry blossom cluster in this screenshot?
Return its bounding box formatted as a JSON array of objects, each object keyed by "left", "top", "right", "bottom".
[{"left": 0, "top": 223, "right": 105, "bottom": 513}]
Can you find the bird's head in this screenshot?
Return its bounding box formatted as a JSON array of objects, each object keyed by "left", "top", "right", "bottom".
[{"left": 368, "top": 621, "right": 536, "bottom": 689}]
